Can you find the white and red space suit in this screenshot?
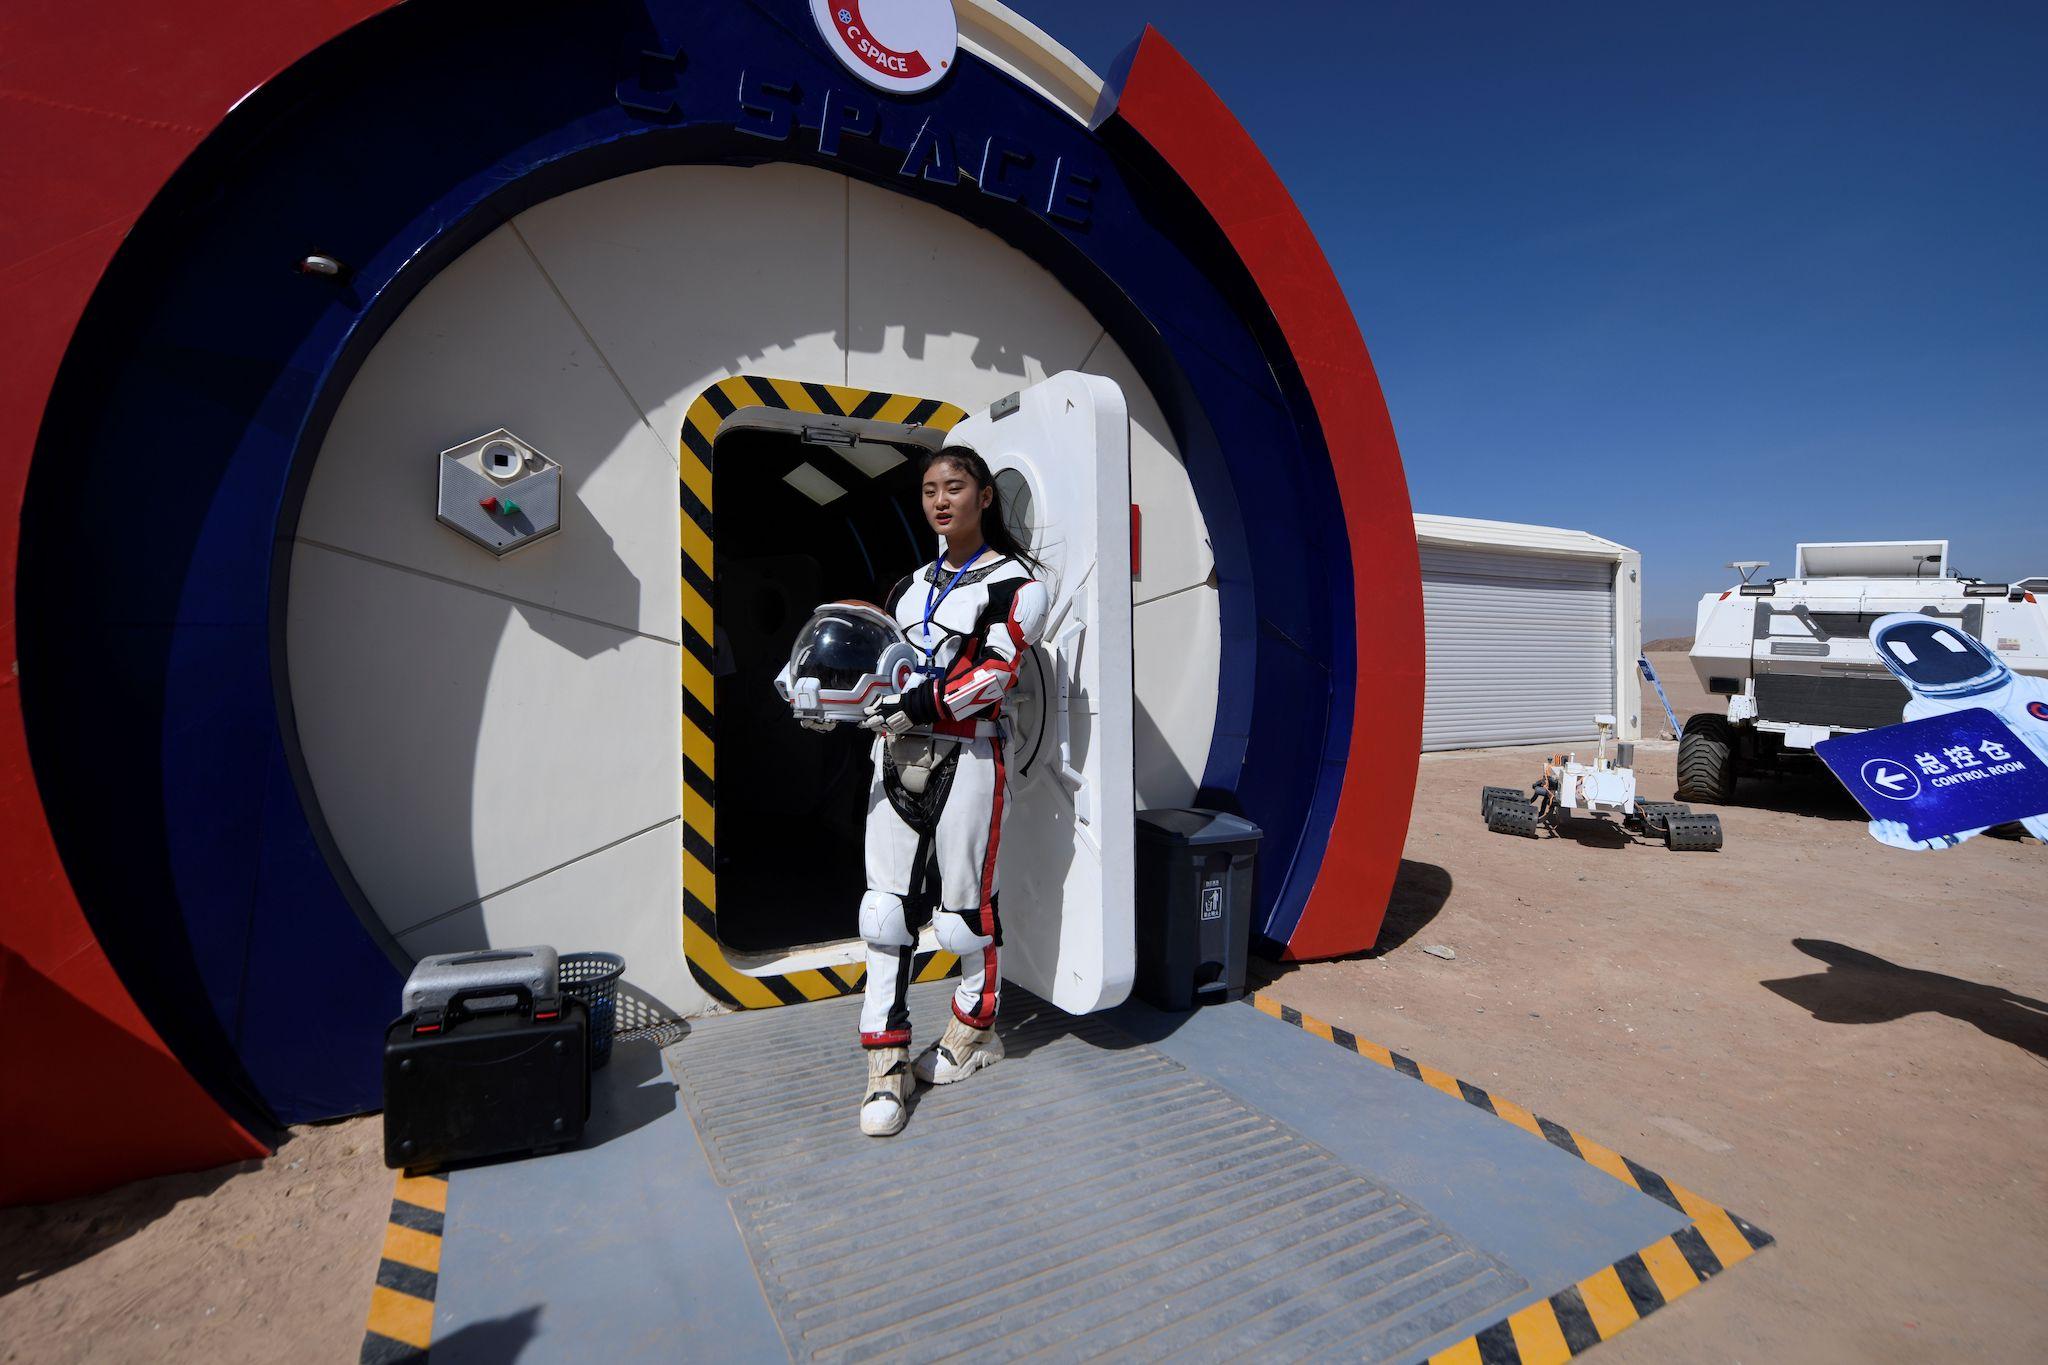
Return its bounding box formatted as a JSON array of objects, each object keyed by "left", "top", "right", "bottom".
[{"left": 856, "top": 554, "right": 1049, "bottom": 1053}]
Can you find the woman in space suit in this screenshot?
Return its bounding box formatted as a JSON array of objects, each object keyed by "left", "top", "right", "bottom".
[{"left": 841, "top": 446, "right": 1048, "bottom": 1136}]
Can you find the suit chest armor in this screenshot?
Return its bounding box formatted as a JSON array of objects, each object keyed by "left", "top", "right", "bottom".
[{"left": 888, "top": 558, "right": 1030, "bottom": 679}]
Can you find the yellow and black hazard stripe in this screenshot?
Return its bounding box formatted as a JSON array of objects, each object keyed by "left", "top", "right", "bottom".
[
  {"left": 1249, "top": 995, "right": 1772, "bottom": 1365},
  {"left": 678, "top": 375, "right": 971, "bottom": 1012},
  {"left": 359, "top": 1170, "right": 447, "bottom": 1364}
]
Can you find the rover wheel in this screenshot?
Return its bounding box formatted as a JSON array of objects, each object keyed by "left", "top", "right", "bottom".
[
  {"left": 1480, "top": 786, "right": 1524, "bottom": 822},
  {"left": 1665, "top": 813, "right": 1724, "bottom": 851},
  {"left": 1634, "top": 800, "right": 1691, "bottom": 834},
  {"left": 1675, "top": 715, "right": 1737, "bottom": 804},
  {"left": 1487, "top": 798, "right": 1541, "bottom": 839}
]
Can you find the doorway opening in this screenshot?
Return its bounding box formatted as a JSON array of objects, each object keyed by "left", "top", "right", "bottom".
[{"left": 709, "top": 403, "right": 948, "bottom": 956}]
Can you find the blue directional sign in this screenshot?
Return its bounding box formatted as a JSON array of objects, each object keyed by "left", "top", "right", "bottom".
[{"left": 1816, "top": 707, "right": 2048, "bottom": 842}]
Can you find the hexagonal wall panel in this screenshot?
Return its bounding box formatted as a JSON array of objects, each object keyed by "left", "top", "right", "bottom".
[{"left": 436, "top": 428, "right": 562, "bottom": 555}]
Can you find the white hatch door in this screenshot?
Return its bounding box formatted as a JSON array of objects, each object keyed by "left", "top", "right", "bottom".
[{"left": 946, "top": 372, "right": 1134, "bottom": 1015}]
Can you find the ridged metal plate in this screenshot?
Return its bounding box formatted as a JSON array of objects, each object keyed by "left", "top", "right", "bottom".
[{"left": 668, "top": 983, "right": 1527, "bottom": 1363}]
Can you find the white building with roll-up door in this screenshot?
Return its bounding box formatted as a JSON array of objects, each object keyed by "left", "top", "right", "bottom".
[{"left": 1416, "top": 515, "right": 1642, "bottom": 751}]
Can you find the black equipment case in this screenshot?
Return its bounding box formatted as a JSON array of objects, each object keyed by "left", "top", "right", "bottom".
[{"left": 383, "top": 985, "right": 590, "bottom": 1171}]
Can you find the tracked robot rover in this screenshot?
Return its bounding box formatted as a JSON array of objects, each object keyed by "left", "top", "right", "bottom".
[{"left": 1481, "top": 715, "right": 1724, "bottom": 851}]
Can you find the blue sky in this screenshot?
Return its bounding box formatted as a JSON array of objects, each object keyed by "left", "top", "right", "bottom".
[{"left": 1016, "top": 1, "right": 2046, "bottom": 636}]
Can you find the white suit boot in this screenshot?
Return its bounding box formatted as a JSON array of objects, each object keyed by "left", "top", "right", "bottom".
[
  {"left": 860, "top": 1046, "right": 912, "bottom": 1136},
  {"left": 914, "top": 1015, "right": 1003, "bottom": 1085}
]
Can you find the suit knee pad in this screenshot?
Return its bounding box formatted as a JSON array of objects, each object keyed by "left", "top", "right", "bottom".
[
  {"left": 933, "top": 908, "right": 991, "bottom": 956},
  {"left": 860, "top": 890, "right": 912, "bottom": 948}
]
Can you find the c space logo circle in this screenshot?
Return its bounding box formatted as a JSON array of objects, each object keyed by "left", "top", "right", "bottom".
[{"left": 810, "top": 0, "right": 958, "bottom": 94}]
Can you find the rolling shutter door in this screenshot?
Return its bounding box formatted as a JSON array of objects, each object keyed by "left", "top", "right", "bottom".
[{"left": 1420, "top": 546, "right": 1615, "bottom": 751}]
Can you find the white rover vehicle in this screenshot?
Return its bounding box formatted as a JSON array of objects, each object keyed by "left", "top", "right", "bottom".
[
  {"left": 1482, "top": 715, "right": 1724, "bottom": 850},
  {"left": 1681, "top": 540, "right": 2048, "bottom": 802}
]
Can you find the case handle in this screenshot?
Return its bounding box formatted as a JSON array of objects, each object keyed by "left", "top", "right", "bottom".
[{"left": 447, "top": 984, "right": 561, "bottom": 1021}]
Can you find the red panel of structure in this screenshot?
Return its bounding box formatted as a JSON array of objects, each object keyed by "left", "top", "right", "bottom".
[
  {"left": 0, "top": 0, "right": 400, "bottom": 1202},
  {"left": 1107, "top": 28, "right": 1425, "bottom": 959}
]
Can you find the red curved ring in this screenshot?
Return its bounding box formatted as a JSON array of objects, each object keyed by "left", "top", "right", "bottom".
[{"left": 1103, "top": 29, "right": 1423, "bottom": 960}]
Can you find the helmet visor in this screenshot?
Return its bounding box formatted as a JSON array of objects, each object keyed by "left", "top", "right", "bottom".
[
  {"left": 1876, "top": 620, "right": 1999, "bottom": 689},
  {"left": 789, "top": 608, "right": 900, "bottom": 693}
]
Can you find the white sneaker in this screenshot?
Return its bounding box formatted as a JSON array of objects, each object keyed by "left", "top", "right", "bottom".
[
  {"left": 860, "top": 1046, "right": 911, "bottom": 1137},
  {"left": 914, "top": 1017, "right": 1003, "bottom": 1085}
]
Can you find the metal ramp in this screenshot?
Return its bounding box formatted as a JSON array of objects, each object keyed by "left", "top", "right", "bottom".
[
  {"left": 413, "top": 981, "right": 1765, "bottom": 1365},
  {"left": 674, "top": 983, "right": 1526, "bottom": 1362}
]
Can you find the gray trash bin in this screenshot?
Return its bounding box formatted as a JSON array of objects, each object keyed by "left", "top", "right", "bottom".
[{"left": 1133, "top": 809, "right": 1261, "bottom": 1011}]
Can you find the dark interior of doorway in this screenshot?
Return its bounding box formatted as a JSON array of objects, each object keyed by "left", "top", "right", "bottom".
[{"left": 713, "top": 423, "right": 932, "bottom": 954}]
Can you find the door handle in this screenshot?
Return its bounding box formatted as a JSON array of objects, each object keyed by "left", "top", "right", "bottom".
[{"left": 1054, "top": 617, "right": 1092, "bottom": 827}]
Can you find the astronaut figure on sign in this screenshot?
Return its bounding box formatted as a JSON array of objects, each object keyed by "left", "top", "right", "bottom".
[
  {"left": 1866, "top": 612, "right": 2048, "bottom": 849},
  {"left": 778, "top": 445, "right": 1048, "bottom": 1136}
]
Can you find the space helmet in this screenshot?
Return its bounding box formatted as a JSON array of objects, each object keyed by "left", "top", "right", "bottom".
[
  {"left": 1869, "top": 612, "right": 2011, "bottom": 699},
  {"left": 774, "top": 602, "right": 920, "bottom": 722}
]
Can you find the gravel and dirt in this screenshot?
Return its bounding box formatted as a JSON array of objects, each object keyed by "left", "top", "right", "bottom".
[{"left": 5, "top": 653, "right": 2042, "bottom": 1362}]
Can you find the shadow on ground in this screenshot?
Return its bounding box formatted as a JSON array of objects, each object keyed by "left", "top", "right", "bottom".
[
  {"left": 580, "top": 1039, "right": 681, "bottom": 1146},
  {"left": 0, "top": 1157, "right": 256, "bottom": 1297},
  {"left": 1721, "top": 774, "right": 1869, "bottom": 823},
  {"left": 1547, "top": 816, "right": 1639, "bottom": 850},
  {"left": 1248, "top": 859, "right": 1454, "bottom": 993},
  {"left": 1371, "top": 859, "right": 1456, "bottom": 954},
  {"left": 426, "top": 1305, "right": 542, "bottom": 1364},
  {"left": 998, "top": 993, "right": 1160, "bottom": 1062},
  {"left": 1761, "top": 938, "right": 2048, "bottom": 1060}
]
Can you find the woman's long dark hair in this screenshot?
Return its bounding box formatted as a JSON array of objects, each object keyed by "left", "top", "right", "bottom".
[{"left": 923, "top": 444, "right": 1042, "bottom": 574}]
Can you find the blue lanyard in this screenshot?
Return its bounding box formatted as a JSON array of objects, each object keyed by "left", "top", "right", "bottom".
[{"left": 920, "top": 546, "right": 987, "bottom": 666}]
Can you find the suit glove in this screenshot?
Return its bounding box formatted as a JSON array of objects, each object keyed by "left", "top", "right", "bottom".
[{"left": 861, "top": 693, "right": 916, "bottom": 737}]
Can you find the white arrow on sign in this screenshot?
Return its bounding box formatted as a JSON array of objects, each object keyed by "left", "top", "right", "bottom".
[{"left": 1858, "top": 757, "right": 1921, "bottom": 802}]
